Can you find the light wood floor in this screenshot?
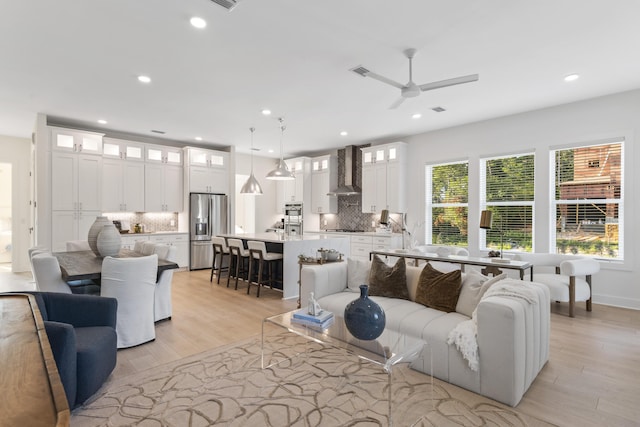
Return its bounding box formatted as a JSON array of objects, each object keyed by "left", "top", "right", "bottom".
[{"left": 2, "top": 269, "right": 639, "bottom": 426}]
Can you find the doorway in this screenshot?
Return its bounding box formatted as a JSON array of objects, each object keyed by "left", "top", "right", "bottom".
[
  {"left": 235, "top": 174, "right": 256, "bottom": 234},
  {"left": 0, "top": 162, "right": 12, "bottom": 271}
]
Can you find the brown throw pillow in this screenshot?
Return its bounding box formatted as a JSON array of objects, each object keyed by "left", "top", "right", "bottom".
[
  {"left": 367, "top": 255, "right": 410, "bottom": 300},
  {"left": 415, "top": 263, "right": 462, "bottom": 312}
]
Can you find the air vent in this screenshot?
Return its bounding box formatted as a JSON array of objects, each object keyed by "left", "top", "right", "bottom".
[
  {"left": 210, "top": 0, "right": 239, "bottom": 11},
  {"left": 151, "top": 130, "right": 166, "bottom": 134},
  {"left": 350, "top": 66, "right": 370, "bottom": 77},
  {"left": 432, "top": 106, "right": 446, "bottom": 113}
]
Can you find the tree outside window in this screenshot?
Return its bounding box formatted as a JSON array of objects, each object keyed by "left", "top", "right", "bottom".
[
  {"left": 426, "top": 161, "right": 468, "bottom": 246},
  {"left": 481, "top": 153, "right": 535, "bottom": 253}
]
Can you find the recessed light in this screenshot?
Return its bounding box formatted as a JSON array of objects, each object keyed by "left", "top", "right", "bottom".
[
  {"left": 195, "top": 136, "right": 203, "bottom": 141},
  {"left": 190, "top": 17, "right": 207, "bottom": 29},
  {"left": 97, "top": 119, "right": 108, "bottom": 125},
  {"left": 268, "top": 149, "right": 274, "bottom": 153},
  {"left": 340, "top": 131, "right": 348, "bottom": 136},
  {"left": 138, "top": 75, "right": 151, "bottom": 83},
  {"left": 564, "top": 74, "right": 580, "bottom": 82},
  {"left": 412, "top": 113, "right": 422, "bottom": 119},
  {"left": 262, "top": 109, "right": 271, "bottom": 116}
]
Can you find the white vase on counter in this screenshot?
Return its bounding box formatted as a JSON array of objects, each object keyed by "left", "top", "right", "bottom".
[
  {"left": 88, "top": 216, "right": 112, "bottom": 256},
  {"left": 97, "top": 224, "right": 122, "bottom": 257}
]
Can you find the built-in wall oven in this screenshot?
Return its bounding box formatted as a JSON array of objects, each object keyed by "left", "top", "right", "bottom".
[{"left": 284, "top": 202, "right": 303, "bottom": 235}]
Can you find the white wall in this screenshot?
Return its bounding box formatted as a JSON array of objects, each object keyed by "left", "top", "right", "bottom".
[
  {"left": 234, "top": 153, "right": 282, "bottom": 233},
  {"left": 397, "top": 89, "right": 640, "bottom": 310},
  {"left": 0, "top": 134, "right": 32, "bottom": 272}
]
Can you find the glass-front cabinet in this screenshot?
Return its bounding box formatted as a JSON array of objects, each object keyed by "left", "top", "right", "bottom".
[{"left": 361, "top": 142, "right": 407, "bottom": 213}]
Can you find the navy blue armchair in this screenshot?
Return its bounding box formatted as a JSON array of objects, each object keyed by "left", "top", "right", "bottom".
[{"left": 26, "top": 292, "right": 118, "bottom": 409}]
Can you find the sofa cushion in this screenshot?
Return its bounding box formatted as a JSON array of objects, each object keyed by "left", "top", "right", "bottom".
[
  {"left": 368, "top": 255, "right": 410, "bottom": 300},
  {"left": 347, "top": 257, "right": 371, "bottom": 292},
  {"left": 456, "top": 271, "right": 507, "bottom": 317},
  {"left": 415, "top": 263, "right": 462, "bottom": 312}
]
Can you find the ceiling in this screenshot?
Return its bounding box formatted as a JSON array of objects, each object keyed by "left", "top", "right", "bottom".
[{"left": 2, "top": 1, "right": 640, "bottom": 158}]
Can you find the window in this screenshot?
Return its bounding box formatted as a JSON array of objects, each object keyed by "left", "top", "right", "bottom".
[
  {"left": 480, "top": 153, "right": 535, "bottom": 253},
  {"left": 425, "top": 161, "right": 468, "bottom": 246},
  {"left": 552, "top": 141, "right": 623, "bottom": 259}
]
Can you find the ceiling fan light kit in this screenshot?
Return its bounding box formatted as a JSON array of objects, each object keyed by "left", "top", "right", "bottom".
[{"left": 350, "top": 48, "right": 479, "bottom": 109}]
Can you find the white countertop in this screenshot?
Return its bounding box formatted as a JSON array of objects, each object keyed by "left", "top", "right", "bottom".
[
  {"left": 305, "top": 231, "right": 402, "bottom": 237},
  {"left": 219, "top": 232, "right": 349, "bottom": 244}
]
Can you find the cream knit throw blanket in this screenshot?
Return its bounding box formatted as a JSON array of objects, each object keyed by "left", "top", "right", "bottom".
[{"left": 447, "top": 279, "right": 538, "bottom": 371}]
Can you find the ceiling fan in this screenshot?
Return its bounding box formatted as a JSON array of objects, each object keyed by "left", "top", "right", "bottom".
[{"left": 350, "top": 48, "right": 479, "bottom": 109}]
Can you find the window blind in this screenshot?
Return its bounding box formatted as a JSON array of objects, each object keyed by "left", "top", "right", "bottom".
[{"left": 480, "top": 153, "right": 535, "bottom": 253}]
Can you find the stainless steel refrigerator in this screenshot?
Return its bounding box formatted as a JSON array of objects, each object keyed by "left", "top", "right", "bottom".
[{"left": 190, "top": 193, "right": 228, "bottom": 270}]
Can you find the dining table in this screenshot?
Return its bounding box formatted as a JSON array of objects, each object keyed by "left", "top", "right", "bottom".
[{"left": 53, "top": 249, "right": 179, "bottom": 283}]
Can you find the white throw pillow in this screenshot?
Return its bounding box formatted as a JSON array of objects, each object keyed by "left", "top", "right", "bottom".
[
  {"left": 456, "top": 271, "right": 507, "bottom": 317},
  {"left": 347, "top": 257, "right": 371, "bottom": 292}
]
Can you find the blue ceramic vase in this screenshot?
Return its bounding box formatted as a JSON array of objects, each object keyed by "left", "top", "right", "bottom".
[{"left": 344, "top": 284, "right": 386, "bottom": 340}]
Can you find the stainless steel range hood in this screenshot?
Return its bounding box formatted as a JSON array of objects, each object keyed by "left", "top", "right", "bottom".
[{"left": 327, "top": 145, "right": 361, "bottom": 196}]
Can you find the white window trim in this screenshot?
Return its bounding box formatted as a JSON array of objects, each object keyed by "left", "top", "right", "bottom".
[
  {"left": 549, "top": 139, "right": 624, "bottom": 262},
  {"left": 425, "top": 161, "right": 469, "bottom": 245}
]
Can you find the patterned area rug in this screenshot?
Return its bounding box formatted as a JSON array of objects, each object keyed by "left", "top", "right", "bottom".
[{"left": 72, "top": 334, "right": 555, "bottom": 426}]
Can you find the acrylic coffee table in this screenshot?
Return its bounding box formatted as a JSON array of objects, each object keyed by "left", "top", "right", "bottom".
[{"left": 262, "top": 311, "right": 431, "bottom": 426}]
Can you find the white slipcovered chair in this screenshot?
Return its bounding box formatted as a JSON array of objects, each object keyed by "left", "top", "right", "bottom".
[
  {"left": 100, "top": 254, "right": 158, "bottom": 348},
  {"left": 133, "top": 240, "right": 147, "bottom": 253},
  {"left": 514, "top": 252, "right": 600, "bottom": 317},
  {"left": 66, "top": 240, "right": 91, "bottom": 251},
  {"left": 154, "top": 245, "right": 176, "bottom": 322},
  {"left": 31, "top": 253, "right": 72, "bottom": 294},
  {"left": 141, "top": 241, "right": 156, "bottom": 256}
]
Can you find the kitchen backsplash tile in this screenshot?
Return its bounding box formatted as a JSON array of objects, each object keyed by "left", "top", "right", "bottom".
[
  {"left": 103, "top": 212, "right": 179, "bottom": 233},
  {"left": 319, "top": 144, "right": 402, "bottom": 233}
]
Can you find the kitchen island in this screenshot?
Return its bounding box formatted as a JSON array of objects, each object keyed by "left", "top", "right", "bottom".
[{"left": 218, "top": 233, "right": 350, "bottom": 300}]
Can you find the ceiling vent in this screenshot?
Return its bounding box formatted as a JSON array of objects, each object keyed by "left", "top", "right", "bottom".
[
  {"left": 151, "top": 129, "right": 166, "bottom": 134},
  {"left": 432, "top": 106, "right": 446, "bottom": 113},
  {"left": 327, "top": 145, "right": 361, "bottom": 196},
  {"left": 210, "top": 0, "right": 240, "bottom": 11},
  {"left": 349, "top": 66, "right": 370, "bottom": 77}
]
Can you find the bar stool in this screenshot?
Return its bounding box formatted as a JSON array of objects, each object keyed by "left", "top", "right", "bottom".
[
  {"left": 226, "top": 238, "right": 250, "bottom": 290},
  {"left": 210, "top": 236, "right": 230, "bottom": 284},
  {"left": 246, "top": 240, "right": 283, "bottom": 297}
]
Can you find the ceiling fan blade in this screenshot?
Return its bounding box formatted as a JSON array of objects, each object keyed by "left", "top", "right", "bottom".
[
  {"left": 389, "top": 96, "right": 406, "bottom": 109},
  {"left": 365, "top": 71, "right": 405, "bottom": 89},
  {"left": 418, "top": 74, "right": 479, "bottom": 92}
]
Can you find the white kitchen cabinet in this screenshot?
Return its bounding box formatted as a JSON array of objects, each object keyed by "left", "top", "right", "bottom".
[
  {"left": 52, "top": 152, "right": 102, "bottom": 212},
  {"left": 276, "top": 157, "right": 308, "bottom": 213},
  {"left": 187, "top": 148, "right": 229, "bottom": 194},
  {"left": 51, "top": 127, "right": 103, "bottom": 155},
  {"left": 145, "top": 144, "right": 183, "bottom": 166},
  {"left": 120, "top": 234, "right": 148, "bottom": 250},
  {"left": 102, "top": 158, "right": 145, "bottom": 212},
  {"left": 349, "top": 234, "right": 402, "bottom": 262},
  {"left": 145, "top": 163, "right": 183, "bottom": 212},
  {"left": 51, "top": 210, "right": 101, "bottom": 252},
  {"left": 149, "top": 233, "right": 189, "bottom": 268},
  {"left": 311, "top": 155, "right": 337, "bottom": 214},
  {"left": 361, "top": 142, "right": 407, "bottom": 213},
  {"left": 102, "top": 137, "right": 145, "bottom": 161}
]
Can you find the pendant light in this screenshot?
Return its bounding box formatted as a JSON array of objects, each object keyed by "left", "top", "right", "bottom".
[
  {"left": 265, "top": 117, "right": 295, "bottom": 180},
  {"left": 240, "top": 127, "right": 264, "bottom": 195}
]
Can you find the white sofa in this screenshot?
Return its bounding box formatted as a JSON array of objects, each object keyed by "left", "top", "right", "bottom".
[{"left": 300, "top": 260, "right": 550, "bottom": 407}]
